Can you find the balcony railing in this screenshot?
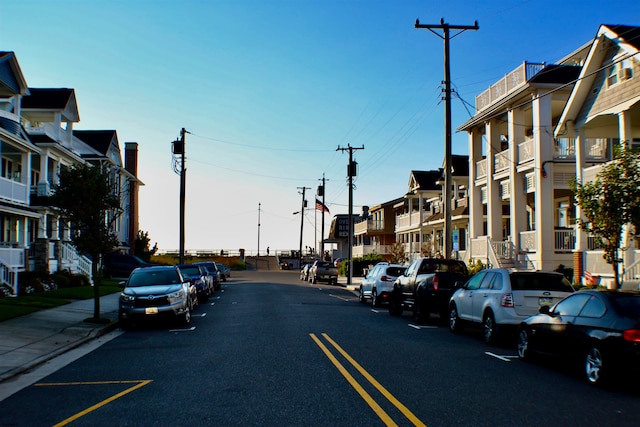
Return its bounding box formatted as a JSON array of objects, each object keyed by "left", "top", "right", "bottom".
[
  {"left": 476, "top": 62, "right": 545, "bottom": 112},
  {"left": 494, "top": 150, "right": 510, "bottom": 173},
  {"left": 354, "top": 218, "right": 385, "bottom": 235},
  {"left": 0, "top": 176, "right": 28, "bottom": 205},
  {"left": 518, "top": 138, "right": 534, "bottom": 164},
  {"left": 352, "top": 244, "right": 392, "bottom": 258},
  {"left": 475, "top": 158, "right": 487, "bottom": 179},
  {"left": 395, "top": 211, "right": 423, "bottom": 230}
]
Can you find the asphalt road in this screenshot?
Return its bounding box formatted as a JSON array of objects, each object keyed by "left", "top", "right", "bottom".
[{"left": 1, "top": 270, "right": 639, "bottom": 427}]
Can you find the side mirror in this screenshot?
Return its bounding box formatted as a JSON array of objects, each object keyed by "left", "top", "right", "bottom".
[
  {"left": 454, "top": 281, "right": 465, "bottom": 289},
  {"left": 539, "top": 305, "right": 551, "bottom": 314},
  {"left": 118, "top": 280, "right": 126, "bottom": 288}
]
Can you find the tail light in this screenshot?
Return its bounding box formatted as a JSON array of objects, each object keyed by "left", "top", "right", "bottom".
[
  {"left": 433, "top": 276, "right": 439, "bottom": 291},
  {"left": 501, "top": 293, "right": 514, "bottom": 307},
  {"left": 623, "top": 329, "right": 640, "bottom": 342},
  {"left": 380, "top": 275, "right": 393, "bottom": 282}
]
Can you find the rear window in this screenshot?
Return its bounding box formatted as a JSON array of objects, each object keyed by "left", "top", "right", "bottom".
[
  {"left": 386, "top": 267, "right": 407, "bottom": 277},
  {"left": 610, "top": 294, "right": 640, "bottom": 320},
  {"left": 179, "top": 266, "right": 200, "bottom": 278},
  {"left": 509, "top": 272, "right": 574, "bottom": 292},
  {"left": 419, "top": 260, "right": 468, "bottom": 275},
  {"left": 317, "top": 262, "right": 333, "bottom": 268}
]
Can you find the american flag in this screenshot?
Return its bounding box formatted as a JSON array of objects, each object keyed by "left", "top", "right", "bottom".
[
  {"left": 584, "top": 270, "right": 601, "bottom": 286},
  {"left": 315, "top": 198, "right": 329, "bottom": 213}
]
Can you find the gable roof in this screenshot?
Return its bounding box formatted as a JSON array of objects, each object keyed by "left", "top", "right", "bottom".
[
  {"left": 0, "top": 51, "right": 29, "bottom": 97},
  {"left": 409, "top": 170, "right": 441, "bottom": 192},
  {"left": 555, "top": 24, "right": 640, "bottom": 136},
  {"left": 21, "top": 88, "right": 80, "bottom": 123},
  {"left": 73, "top": 130, "right": 122, "bottom": 166}
]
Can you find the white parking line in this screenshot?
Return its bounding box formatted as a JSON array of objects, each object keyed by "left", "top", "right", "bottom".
[
  {"left": 485, "top": 352, "right": 517, "bottom": 362},
  {"left": 198, "top": 313, "right": 207, "bottom": 318},
  {"left": 370, "top": 309, "right": 383, "bottom": 314},
  {"left": 408, "top": 324, "right": 438, "bottom": 330},
  {"left": 329, "top": 294, "right": 352, "bottom": 302},
  {"left": 170, "top": 326, "right": 196, "bottom": 332}
]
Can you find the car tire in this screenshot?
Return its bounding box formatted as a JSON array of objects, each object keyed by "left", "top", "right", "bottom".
[
  {"left": 483, "top": 311, "right": 499, "bottom": 344},
  {"left": 517, "top": 328, "right": 531, "bottom": 360},
  {"left": 413, "top": 293, "right": 428, "bottom": 324},
  {"left": 585, "top": 346, "right": 607, "bottom": 385},
  {"left": 312, "top": 275, "right": 317, "bottom": 284},
  {"left": 449, "top": 303, "right": 463, "bottom": 333},
  {"left": 359, "top": 286, "right": 366, "bottom": 303},
  {"left": 389, "top": 297, "right": 402, "bottom": 316},
  {"left": 371, "top": 289, "right": 379, "bottom": 307},
  {"left": 180, "top": 305, "right": 192, "bottom": 326}
]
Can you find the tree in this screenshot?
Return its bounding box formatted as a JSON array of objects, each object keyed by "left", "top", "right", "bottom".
[
  {"left": 135, "top": 229, "right": 158, "bottom": 262},
  {"left": 388, "top": 242, "right": 407, "bottom": 264},
  {"left": 49, "top": 163, "right": 122, "bottom": 320},
  {"left": 570, "top": 146, "right": 640, "bottom": 289}
]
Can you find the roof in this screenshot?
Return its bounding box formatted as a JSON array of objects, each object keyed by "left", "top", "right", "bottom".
[
  {"left": 605, "top": 24, "right": 640, "bottom": 50},
  {"left": 409, "top": 170, "right": 441, "bottom": 192},
  {"left": 73, "top": 130, "right": 118, "bottom": 156},
  {"left": 21, "top": 88, "right": 75, "bottom": 110},
  {"left": 0, "top": 51, "right": 29, "bottom": 97}
]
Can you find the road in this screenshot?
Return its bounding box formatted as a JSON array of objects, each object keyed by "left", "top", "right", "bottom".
[{"left": 1, "top": 270, "right": 639, "bottom": 426}]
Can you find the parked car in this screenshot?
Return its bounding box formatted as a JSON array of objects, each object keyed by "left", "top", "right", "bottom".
[
  {"left": 449, "top": 269, "right": 575, "bottom": 344},
  {"left": 104, "top": 253, "right": 150, "bottom": 279},
  {"left": 300, "top": 263, "right": 312, "bottom": 281},
  {"left": 389, "top": 257, "right": 469, "bottom": 322},
  {"left": 216, "top": 262, "right": 231, "bottom": 281},
  {"left": 194, "top": 261, "right": 222, "bottom": 290},
  {"left": 360, "top": 263, "right": 408, "bottom": 306},
  {"left": 308, "top": 260, "right": 338, "bottom": 285},
  {"left": 177, "top": 263, "right": 212, "bottom": 302},
  {"left": 517, "top": 290, "right": 640, "bottom": 385},
  {"left": 118, "top": 265, "right": 196, "bottom": 328}
]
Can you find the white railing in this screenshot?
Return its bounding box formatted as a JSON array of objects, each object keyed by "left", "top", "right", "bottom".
[
  {"left": 395, "top": 211, "right": 423, "bottom": 230},
  {"left": 475, "top": 62, "right": 545, "bottom": 112},
  {"left": 0, "top": 244, "right": 25, "bottom": 269},
  {"left": 518, "top": 138, "right": 534, "bottom": 164},
  {"left": 0, "top": 176, "right": 28, "bottom": 205},
  {"left": 555, "top": 229, "right": 575, "bottom": 252},
  {"left": 354, "top": 218, "right": 385, "bottom": 235},
  {"left": 0, "top": 256, "right": 18, "bottom": 296},
  {"left": 475, "top": 158, "right": 487, "bottom": 179},
  {"left": 623, "top": 257, "right": 640, "bottom": 282},
  {"left": 519, "top": 230, "right": 537, "bottom": 252},
  {"left": 60, "top": 242, "right": 93, "bottom": 284},
  {"left": 352, "top": 244, "right": 392, "bottom": 258},
  {"left": 494, "top": 150, "right": 510, "bottom": 173}
]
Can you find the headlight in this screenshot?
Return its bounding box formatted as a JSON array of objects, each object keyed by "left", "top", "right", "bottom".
[
  {"left": 120, "top": 292, "right": 135, "bottom": 302},
  {"left": 168, "top": 290, "right": 185, "bottom": 299}
]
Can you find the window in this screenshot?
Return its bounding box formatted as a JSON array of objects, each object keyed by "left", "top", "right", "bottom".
[
  {"left": 579, "top": 295, "right": 606, "bottom": 318},
  {"left": 607, "top": 65, "right": 618, "bottom": 86},
  {"left": 554, "top": 294, "right": 590, "bottom": 316},
  {"left": 464, "top": 272, "right": 485, "bottom": 290}
]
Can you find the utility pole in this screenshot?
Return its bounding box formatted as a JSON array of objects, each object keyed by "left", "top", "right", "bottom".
[
  {"left": 415, "top": 18, "right": 478, "bottom": 258},
  {"left": 171, "top": 128, "right": 188, "bottom": 264},
  {"left": 257, "top": 202, "right": 261, "bottom": 256},
  {"left": 337, "top": 144, "right": 364, "bottom": 285},
  {"left": 318, "top": 174, "right": 329, "bottom": 258},
  {"left": 297, "top": 186, "right": 310, "bottom": 268}
]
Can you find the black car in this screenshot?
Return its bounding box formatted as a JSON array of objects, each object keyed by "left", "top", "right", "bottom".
[
  {"left": 517, "top": 290, "right": 640, "bottom": 386},
  {"left": 104, "top": 253, "right": 150, "bottom": 278},
  {"left": 194, "top": 261, "right": 222, "bottom": 290},
  {"left": 177, "top": 264, "right": 212, "bottom": 302}
]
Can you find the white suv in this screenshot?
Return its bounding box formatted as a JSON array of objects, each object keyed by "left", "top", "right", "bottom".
[
  {"left": 359, "top": 263, "right": 407, "bottom": 306},
  {"left": 448, "top": 269, "right": 574, "bottom": 344}
]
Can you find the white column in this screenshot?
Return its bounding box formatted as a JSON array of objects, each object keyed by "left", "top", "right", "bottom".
[
  {"left": 574, "top": 129, "right": 587, "bottom": 251},
  {"left": 468, "top": 130, "right": 483, "bottom": 240},
  {"left": 485, "top": 119, "right": 501, "bottom": 241},
  {"left": 508, "top": 108, "right": 526, "bottom": 254},
  {"left": 619, "top": 110, "right": 632, "bottom": 148},
  {"left": 533, "top": 91, "right": 555, "bottom": 270}
]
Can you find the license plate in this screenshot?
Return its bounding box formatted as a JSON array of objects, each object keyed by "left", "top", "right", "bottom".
[
  {"left": 145, "top": 307, "right": 159, "bottom": 314},
  {"left": 539, "top": 297, "right": 553, "bottom": 306}
]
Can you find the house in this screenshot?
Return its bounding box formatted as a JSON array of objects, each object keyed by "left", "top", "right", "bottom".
[
  {"left": 458, "top": 41, "right": 592, "bottom": 273},
  {"left": 553, "top": 24, "right": 640, "bottom": 286},
  {"left": 353, "top": 198, "right": 403, "bottom": 258},
  {"left": 0, "top": 51, "right": 143, "bottom": 295}
]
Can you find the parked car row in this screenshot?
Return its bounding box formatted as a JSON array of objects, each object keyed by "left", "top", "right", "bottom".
[
  {"left": 359, "top": 260, "right": 640, "bottom": 386},
  {"left": 300, "top": 260, "right": 339, "bottom": 285},
  {"left": 118, "top": 262, "right": 231, "bottom": 329}
]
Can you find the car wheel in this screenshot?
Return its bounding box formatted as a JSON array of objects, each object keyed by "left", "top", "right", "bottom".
[
  {"left": 359, "top": 287, "right": 366, "bottom": 303},
  {"left": 371, "top": 289, "right": 379, "bottom": 307},
  {"left": 312, "top": 275, "right": 317, "bottom": 284},
  {"left": 585, "top": 346, "right": 607, "bottom": 385},
  {"left": 389, "top": 296, "right": 402, "bottom": 316},
  {"left": 449, "top": 303, "right": 463, "bottom": 333},
  {"left": 180, "top": 305, "right": 192, "bottom": 326},
  {"left": 517, "top": 328, "right": 531, "bottom": 360},
  {"left": 483, "top": 312, "right": 499, "bottom": 344},
  {"left": 413, "top": 294, "right": 428, "bottom": 324}
]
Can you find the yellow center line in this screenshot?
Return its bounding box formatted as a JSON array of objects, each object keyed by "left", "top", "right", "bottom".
[
  {"left": 309, "top": 333, "right": 398, "bottom": 427},
  {"left": 321, "top": 333, "right": 426, "bottom": 427},
  {"left": 35, "top": 379, "right": 153, "bottom": 427}
]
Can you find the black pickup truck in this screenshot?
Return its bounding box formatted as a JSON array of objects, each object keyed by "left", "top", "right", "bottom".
[{"left": 389, "top": 257, "right": 469, "bottom": 323}]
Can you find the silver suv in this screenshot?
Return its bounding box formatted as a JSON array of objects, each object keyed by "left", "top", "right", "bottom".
[
  {"left": 359, "top": 263, "right": 407, "bottom": 306},
  {"left": 448, "top": 269, "right": 574, "bottom": 344}
]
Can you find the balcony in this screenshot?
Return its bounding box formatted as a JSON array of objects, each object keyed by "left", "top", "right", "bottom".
[
  {"left": 395, "top": 211, "right": 423, "bottom": 231},
  {"left": 475, "top": 158, "right": 487, "bottom": 180},
  {"left": 0, "top": 176, "right": 28, "bottom": 206},
  {"left": 352, "top": 244, "right": 392, "bottom": 258},
  {"left": 354, "top": 218, "right": 385, "bottom": 235},
  {"left": 494, "top": 150, "right": 510, "bottom": 173},
  {"left": 518, "top": 138, "right": 534, "bottom": 164},
  {"left": 476, "top": 62, "right": 545, "bottom": 112}
]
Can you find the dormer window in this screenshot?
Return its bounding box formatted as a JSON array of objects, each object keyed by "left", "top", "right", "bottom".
[{"left": 607, "top": 56, "right": 633, "bottom": 87}]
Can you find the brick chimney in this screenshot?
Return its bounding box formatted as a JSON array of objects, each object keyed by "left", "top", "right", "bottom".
[{"left": 125, "top": 142, "right": 139, "bottom": 255}]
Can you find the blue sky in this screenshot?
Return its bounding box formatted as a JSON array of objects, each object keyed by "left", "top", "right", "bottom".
[{"left": 2, "top": 1, "right": 639, "bottom": 253}]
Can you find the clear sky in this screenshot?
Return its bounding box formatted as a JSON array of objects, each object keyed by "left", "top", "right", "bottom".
[{"left": 2, "top": 1, "right": 639, "bottom": 254}]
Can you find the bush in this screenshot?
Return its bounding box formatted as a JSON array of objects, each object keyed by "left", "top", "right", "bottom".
[
  {"left": 18, "top": 271, "right": 56, "bottom": 295},
  {"left": 467, "top": 259, "right": 486, "bottom": 276},
  {"left": 52, "top": 270, "right": 91, "bottom": 288}
]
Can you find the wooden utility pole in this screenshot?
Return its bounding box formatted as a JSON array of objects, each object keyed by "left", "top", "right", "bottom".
[
  {"left": 415, "top": 18, "right": 478, "bottom": 258},
  {"left": 172, "top": 128, "right": 188, "bottom": 264},
  {"left": 337, "top": 144, "right": 364, "bottom": 285},
  {"left": 318, "top": 174, "right": 329, "bottom": 257},
  {"left": 297, "top": 186, "right": 310, "bottom": 268}
]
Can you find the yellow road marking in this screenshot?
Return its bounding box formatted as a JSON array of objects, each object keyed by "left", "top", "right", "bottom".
[
  {"left": 321, "top": 333, "right": 427, "bottom": 427},
  {"left": 309, "top": 333, "right": 398, "bottom": 427},
  {"left": 35, "top": 379, "right": 153, "bottom": 427}
]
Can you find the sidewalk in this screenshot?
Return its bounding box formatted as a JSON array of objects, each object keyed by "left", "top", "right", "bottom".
[{"left": 0, "top": 293, "right": 121, "bottom": 384}]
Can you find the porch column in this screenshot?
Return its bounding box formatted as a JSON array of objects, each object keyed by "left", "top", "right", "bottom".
[
  {"left": 574, "top": 129, "right": 587, "bottom": 252},
  {"left": 485, "top": 119, "right": 501, "bottom": 241},
  {"left": 508, "top": 108, "right": 526, "bottom": 255},
  {"left": 38, "top": 213, "right": 48, "bottom": 239},
  {"left": 533, "top": 90, "right": 555, "bottom": 270},
  {"left": 619, "top": 109, "right": 632, "bottom": 147},
  {"left": 618, "top": 109, "right": 637, "bottom": 273},
  {"left": 468, "top": 130, "right": 483, "bottom": 240}
]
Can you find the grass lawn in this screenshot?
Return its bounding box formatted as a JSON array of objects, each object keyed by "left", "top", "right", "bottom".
[{"left": 0, "top": 280, "right": 122, "bottom": 322}]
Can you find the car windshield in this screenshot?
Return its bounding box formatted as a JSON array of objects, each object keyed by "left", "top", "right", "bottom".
[
  {"left": 509, "top": 273, "right": 573, "bottom": 292},
  {"left": 179, "top": 266, "right": 200, "bottom": 278},
  {"left": 609, "top": 294, "right": 640, "bottom": 320},
  {"left": 420, "top": 261, "right": 467, "bottom": 275},
  {"left": 317, "top": 262, "right": 332, "bottom": 268},
  {"left": 128, "top": 270, "right": 181, "bottom": 287}
]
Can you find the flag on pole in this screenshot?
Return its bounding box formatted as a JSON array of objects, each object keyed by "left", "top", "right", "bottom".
[{"left": 315, "top": 198, "right": 329, "bottom": 213}]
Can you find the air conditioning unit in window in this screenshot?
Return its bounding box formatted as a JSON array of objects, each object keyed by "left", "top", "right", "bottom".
[{"left": 619, "top": 68, "right": 632, "bottom": 81}]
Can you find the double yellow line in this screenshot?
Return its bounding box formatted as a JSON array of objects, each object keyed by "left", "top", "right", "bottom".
[{"left": 310, "top": 333, "right": 426, "bottom": 427}]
